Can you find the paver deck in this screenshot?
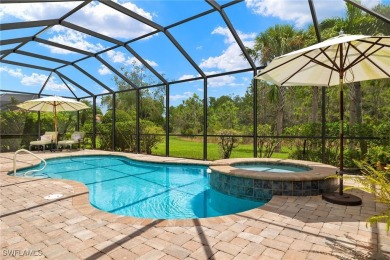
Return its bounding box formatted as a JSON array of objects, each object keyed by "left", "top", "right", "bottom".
[{"left": 1, "top": 150, "right": 389, "bottom": 259}]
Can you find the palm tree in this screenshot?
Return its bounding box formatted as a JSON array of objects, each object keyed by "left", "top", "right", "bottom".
[
  {"left": 249, "top": 25, "right": 306, "bottom": 149},
  {"left": 319, "top": 2, "right": 389, "bottom": 154},
  {"left": 302, "top": 25, "right": 323, "bottom": 123}
]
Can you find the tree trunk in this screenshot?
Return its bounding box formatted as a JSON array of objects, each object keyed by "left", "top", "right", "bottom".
[
  {"left": 349, "top": 82, "right": 366, "bottom": 154},
  {"left": 349, "top": 82, "right": 359, "bottom": 125},
  {"left": 311, "top": 86, "right": 319, "bottom": 123},
  {"left": 276, "top": 86, "right": 285, "bottom": 152}
]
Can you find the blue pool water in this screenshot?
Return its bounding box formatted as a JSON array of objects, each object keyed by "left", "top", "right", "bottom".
[
  {"left": 235, "top": 163, "right": 310, "bottom": 173},
  {"left": 15, "top": 156, "right": 265, "bottom": 219}
]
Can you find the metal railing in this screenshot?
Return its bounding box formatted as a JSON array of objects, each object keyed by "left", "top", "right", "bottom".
[{"left": 13, "top": 149, "right": 47, "bottom": 176}]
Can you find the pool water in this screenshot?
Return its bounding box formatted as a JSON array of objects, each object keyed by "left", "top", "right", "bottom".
[
  {"left": 15, "top": 156, "right": 265, "bottom": 219},
  {"left": 235, "top": 163, "right": 310, "bottom": 173}
]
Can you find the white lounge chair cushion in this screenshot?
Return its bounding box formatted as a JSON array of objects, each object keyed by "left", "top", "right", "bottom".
[
  {"left": 71, "top": 133, "right": 81, "bottom": 140},
  {"left": 58, "top": 131, "right": 84, "bottom": 149},
  {"left": 58, "top": 140, "right": 76, "bottom": 145},
  {"left": 30, "top": 140, "right": 52, "bottom": 145},
  {"left": 41, "top": 135, "right": 52, "bottom": 141},
  {"left": 29, "top": 131, "right": 58, "bottom": 150}
]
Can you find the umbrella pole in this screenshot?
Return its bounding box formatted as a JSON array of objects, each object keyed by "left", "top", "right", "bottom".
[
  {"left": 322, "top": 77, "right": 361, "bottom": 205},
  {"left": 321, "top": 42, "right": 361, "bottom": 205},
  {"left": 54, "top": 104, "right": 57, "bottom": 133},
  {"left": 339, "top": 78, "right": 344, "bottom": 196},
  {"left": 339, "top": 42, "right": 344, "bottom": 196}
]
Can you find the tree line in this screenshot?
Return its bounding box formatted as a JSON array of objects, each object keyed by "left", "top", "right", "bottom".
[{"left": 1, "top": 2, "right": 389, "bottom": 166}]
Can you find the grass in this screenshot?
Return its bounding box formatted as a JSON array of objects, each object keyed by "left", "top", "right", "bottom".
[
  {"left": 89, "top": 135, "right": 291, "bottom": 161},
  {"left": 153, "top": 136, "right": 290, "bottom": 160}
]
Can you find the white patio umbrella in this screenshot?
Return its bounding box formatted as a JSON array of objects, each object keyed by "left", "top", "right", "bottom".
[
  {"left": 17, "top": 96, "right": 90, "bottom": 133},
  {"left": 255, "top": 34, "right": 390, "bottom": 205}
]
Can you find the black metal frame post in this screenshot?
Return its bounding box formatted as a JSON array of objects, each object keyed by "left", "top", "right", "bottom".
[
  {"left": 37, "top": 111, "right": 41, "bottom": 138},
  {"left": 112, "top": 93, "right": 116, "bottom": 151},
  {"left": 136, "top": 89, "right": 140, "bottom": 153},
  {"left": 203, "top": 79, "right": 208, "bottom": 161},
  {"left": 92, "top": 96, "right": 97, "bottom": 149},
  {"left": 36, "top": 93, "right": 41, "bottom": 138},
  {"left": 253, "top": 72, "right": 258, "bottom": 158},
  {"left": 165, "top": 83, "right": 170, "bottom": 157},
  {"left": 76, "top": 99, "right": 80, "bottom": 132},
  {"left": 308, "top": 0, "right": 326, "bottom": 163}
]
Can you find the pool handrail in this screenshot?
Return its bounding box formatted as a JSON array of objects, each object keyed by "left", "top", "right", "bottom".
[{"left": 13, "top": 149, "right": 47, "bottom": 176}]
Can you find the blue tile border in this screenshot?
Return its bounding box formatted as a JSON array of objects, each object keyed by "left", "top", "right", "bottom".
[
  {"left": 210, "top": 171, "right": 338, "bottom": 201},
  {"left": 208, "top": 158, "right": 340, "bottom": 201}
]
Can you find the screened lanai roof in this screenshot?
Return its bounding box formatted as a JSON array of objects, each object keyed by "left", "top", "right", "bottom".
[{"left": 1, "top": 0, "right": 389, "bottom": 100}]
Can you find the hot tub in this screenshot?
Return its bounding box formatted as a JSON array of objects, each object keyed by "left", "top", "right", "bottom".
[
  {"left": 209, "top": 158, "right": 338, "bottom": 201},
  {"left": 234, "top": 162, "right": 311, "bottom": 173}
]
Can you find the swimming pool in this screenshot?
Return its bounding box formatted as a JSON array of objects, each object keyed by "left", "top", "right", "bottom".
[{"left": 14, "top": 155, "right": 265, "bottom": 219}]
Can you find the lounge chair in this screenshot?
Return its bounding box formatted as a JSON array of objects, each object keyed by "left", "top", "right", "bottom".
[
  {"left": 29, "top": 131, "right": 58, "bottom": 152},
  {"left": 58, "top": 131, "right": 85, "bottom": 150}
]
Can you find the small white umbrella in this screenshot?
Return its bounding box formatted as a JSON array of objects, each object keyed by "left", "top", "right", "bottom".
[
  {"left": 17, "top": 96, "right": 90, "bottom": 133},
  {"left": 256, "top": 34, "right": 390, "bottom": 205}
]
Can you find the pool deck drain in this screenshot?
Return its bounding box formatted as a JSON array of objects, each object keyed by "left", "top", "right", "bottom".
[{"left": 1, "top": 150, "right": 389, "bottom": 259}]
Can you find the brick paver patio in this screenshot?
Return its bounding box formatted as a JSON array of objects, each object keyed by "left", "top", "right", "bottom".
[{"left": 1, "top": 150, "right": 389, "bottom": 259}]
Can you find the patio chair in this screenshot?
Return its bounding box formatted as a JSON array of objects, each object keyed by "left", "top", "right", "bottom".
[
  {"left": 58, "top": 131, "right": 85, "bottom": 150},
  {"left": 29, "top": 131, "right": 58, "bottom": 152}
]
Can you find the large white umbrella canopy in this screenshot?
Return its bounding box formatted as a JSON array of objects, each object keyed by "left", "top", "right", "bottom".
[
  {"left": 17, "top": 96, "right": 90, "bottom": 133},
  {"left": 255, "top": 34, "right": 390, "bottom": 204},
  {"left": 255, "top": 34, "right": 390, "bottom": 86}
]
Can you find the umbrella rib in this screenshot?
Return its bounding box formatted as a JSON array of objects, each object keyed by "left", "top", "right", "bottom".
[
  {"left": 66, "top": 103, "right": 80, "bottom": 110},
  {"left": 349, "top": 44, "right": 390, "bottom": 78},
  {"left": 344, "top": 38, "right": 382, "bottom": 70},
  {"left": 318, "top": 44, "right": 342, "bottom": 86},
  {"left": 256, "top": 46, "right": 331, "bottom": 77},
  {"left": 345, "top": 45, "right": 382, "bottom": 70},
  {"left": 303, "top": 54, "right": 338, "bottom": 71},
  {"left": 281, "top": 50, "right": 335, "bottom": 85},
  {"left": 357, "top": 38, "right": 390, "bottom": 48},
  {"left": 343, "top": 43, "right": 352, "bottom": 69},
  {"left": 59, "top": 101, "right": 80, "bottom": 110},
  {"left": 327, "top": 44, "right": 341, "bottom": 86},
  {"left": 319, "top": 46, "right": 340, "bottom": 71},
  {"left": 23, "top": 103, "right": 41, "bottom": 110},
  {"left": 62, "top": 100, "right": 88, "bottom": 111}
]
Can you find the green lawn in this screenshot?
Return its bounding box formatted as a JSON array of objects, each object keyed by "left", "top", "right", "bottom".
[
  {"left": 153, "top": 136, "right": 290, "bottom": 160},
  {"left": 90, "top": 135, "right": 290, "bottom": 161}
]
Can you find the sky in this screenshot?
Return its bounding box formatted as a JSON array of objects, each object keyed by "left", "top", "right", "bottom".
[{"left": 0, "top": 0, "right": 386, "bottom": 109}]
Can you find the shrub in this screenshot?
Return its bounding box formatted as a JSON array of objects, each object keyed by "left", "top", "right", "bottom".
[
  {"left": 257, "top": 124, "right": 280, "bottom": 158},
  {"left": 344, "top": 162, "right": 390, "bottom": 231},
  {"left": 365, "top": 146, "right": 390, "bottom": 170},
  {"left": 216, "top": 129, "right": 241, "bottom": 159},
  {"left": 140, "top": 121, "right": 164, "bottom": 154},
  {"left": 344, "top": 149, "right": 362, "bottom": 168},
  {"left": 116, "top": 121, "right": 136, "bottom": 152},
  {"left": 284, "top": 122, "right": 344, "bottom": 166}
]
